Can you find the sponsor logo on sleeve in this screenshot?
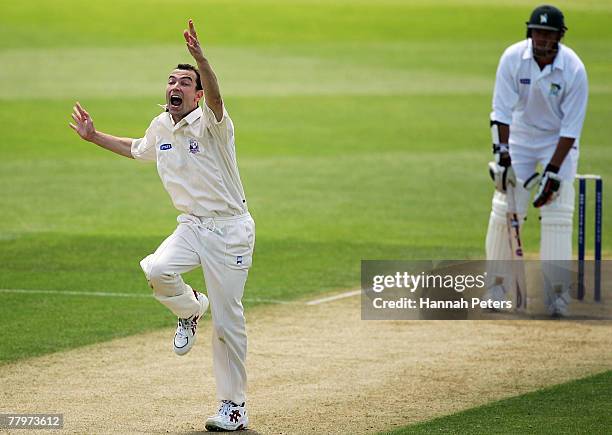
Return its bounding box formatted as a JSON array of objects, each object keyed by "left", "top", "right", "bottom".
[
  {"left": 160, "top": 144, "right": 172, "bottom": 150},
  {"left": 519, "top": 78, "right": 531, "bottom": 85}
]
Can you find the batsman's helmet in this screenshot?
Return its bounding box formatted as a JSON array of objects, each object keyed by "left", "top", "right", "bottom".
[{"left": 526, "top": 5, "right": 567, "bottom": 37}]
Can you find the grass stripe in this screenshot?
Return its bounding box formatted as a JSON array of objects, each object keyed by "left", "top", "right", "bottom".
[{"left": 384, "top": 370, "right": 612, "bottom": 434}]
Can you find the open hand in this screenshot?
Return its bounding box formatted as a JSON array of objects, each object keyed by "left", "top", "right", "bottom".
[
  {"left": 69, "top": 102, "right": 96, "bottom": 141},
  {"left": 184, "top": 19, "right": 205, "bottom": 62}
]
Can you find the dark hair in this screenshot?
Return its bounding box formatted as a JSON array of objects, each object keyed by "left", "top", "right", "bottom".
[{"left": 176, "top": 63, "right": 203, "bottom": 90}]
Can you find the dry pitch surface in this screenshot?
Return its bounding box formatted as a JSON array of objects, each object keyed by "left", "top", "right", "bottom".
[{"left": 1, "top": 294, "right": 611, "bottom": 434}]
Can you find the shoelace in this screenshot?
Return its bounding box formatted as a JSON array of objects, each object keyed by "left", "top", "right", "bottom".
[
  {"left": 218, "top": 400, "right": 233, "bottom": 416},
  {"left": 177, "top": 315, "right": 198, "bottom": 337}
]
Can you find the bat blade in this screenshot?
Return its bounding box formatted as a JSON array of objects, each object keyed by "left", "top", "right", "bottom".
[{"left": 506, "top": 185, "right": 528, "bottom": 312}]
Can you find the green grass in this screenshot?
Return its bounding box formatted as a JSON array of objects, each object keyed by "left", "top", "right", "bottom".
[
  {"left": 385, "top": 370, "right": 612, "bottom": 434},
  {"left": 0, "top": 1, "right": 611, "bottom": 364}
]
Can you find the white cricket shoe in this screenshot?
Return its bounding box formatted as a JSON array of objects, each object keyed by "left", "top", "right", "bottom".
[
  {"left": 173, "top": 291, "right": 209, "bottom": 356},
  {"left": 205, "top": 400, "right": 248, "bottom": 432},
  {"left": 548, "top": 295, "right": 569, "bottom": 318}
]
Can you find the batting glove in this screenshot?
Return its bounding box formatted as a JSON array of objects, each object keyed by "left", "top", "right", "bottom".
[
  {"left": 530, "top": 164, "right": 562, "bottom": 208},
  {"left": 488, "top": 143, "right": 516, "bottom": 193}
]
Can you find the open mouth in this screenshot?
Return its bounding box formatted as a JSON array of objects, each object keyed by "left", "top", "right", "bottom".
[{"left": 170, "top": 95, "right": 183, "bottom": 107}]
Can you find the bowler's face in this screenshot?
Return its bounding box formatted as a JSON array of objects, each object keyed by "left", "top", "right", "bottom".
[{"left": 166, "top": 69, "right": 202, "bottom": 119}]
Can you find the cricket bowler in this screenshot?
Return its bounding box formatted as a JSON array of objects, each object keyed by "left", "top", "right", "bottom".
[
  {"left": 485, "top": 5, "right": 588, "bottom": 317},
  {"left": 69, "top": 19, "right": 253, "bottom": 431}
]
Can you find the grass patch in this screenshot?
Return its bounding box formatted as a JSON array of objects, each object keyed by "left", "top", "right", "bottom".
[{"left": 385, "top": 370, "right": 612, "bottom": 434}]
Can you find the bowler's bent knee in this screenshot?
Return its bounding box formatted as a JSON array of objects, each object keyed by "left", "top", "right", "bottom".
[{"left": 140, "top": 255, "right": 179, "bottom": 296}]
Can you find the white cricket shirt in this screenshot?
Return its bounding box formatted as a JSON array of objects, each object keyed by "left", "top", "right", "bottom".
[
  {"left": 490, "top": 38, "right": 588, "bottom": 148},
  {"left": 131, "top": 104, "right": 248, "bottom": 217}
]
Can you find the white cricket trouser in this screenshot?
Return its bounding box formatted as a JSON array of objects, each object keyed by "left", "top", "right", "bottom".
[
  {"left": 486, "top": 141, "right": 577, "bottom": 262},
  {"left": 485, "top": 142, "right": 576, "bottom": 309},
  {"left": 139, "top": 212, "right": 255, "bottom": 405}
]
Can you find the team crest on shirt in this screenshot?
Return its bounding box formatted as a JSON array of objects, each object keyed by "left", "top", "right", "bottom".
[
  {"left": 549, "top": 83, "right": 561, "bottom": 96},
  {"left": 188, "top": 138, "right": 200, "bottom": 154}
]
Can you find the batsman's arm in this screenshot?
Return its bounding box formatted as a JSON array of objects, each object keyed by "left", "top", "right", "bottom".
[
  {"left": 69, "top": 102, "right": 134, "bottom": 158},
  {"left": 492, "top": 121, "right": 510, "bottom": 145},
  {"left": 547, "top": 136, "right": 575, "bottom": 170},
  {"left": 547, "top": 65, "right": 588, "bottom": 171},
  {"left": 491, "top": 48, "right": 518, "bottom": 133},
  {"left": 490, "top": 49, "right": 515, "bottom": 159},
  {"left": 184, "top": 19, "right": 223, "bottom": 122}
]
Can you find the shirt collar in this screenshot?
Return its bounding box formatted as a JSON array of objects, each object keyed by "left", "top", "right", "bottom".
[
  {"left": 523, "top": 39, "right": 565, "bottom": 71},
  {"left": 553, "top": 43, "right": 566, "bottom": 71},
  {"left": 183, "top": 106, "right": 203, "bottom": 125},
  {"left": 522, "top": 39, "right": 533, "bottom": 60}
]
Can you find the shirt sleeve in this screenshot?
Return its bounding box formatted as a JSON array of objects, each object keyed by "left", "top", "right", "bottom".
[
  {"left": 559, "top": 65, "right": 588, "bottom": 139},
  {"left": 203, "top": 102, "right": 235, "bottom": 146},
  {"left": 131, "top": 119, "right": 157, "bottom": 161},
  {"left": 490, "top": 48, "right": 519, "bottom": 125}
]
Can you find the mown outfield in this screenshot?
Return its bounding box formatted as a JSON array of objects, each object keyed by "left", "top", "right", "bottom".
[{"left": 1, "top": 0, "right": 611, "bottom": 432}]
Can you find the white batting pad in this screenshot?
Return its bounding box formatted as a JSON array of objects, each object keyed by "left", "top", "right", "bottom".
[{"left": 540, "top": 181, "right": 574, "bottom": 261}]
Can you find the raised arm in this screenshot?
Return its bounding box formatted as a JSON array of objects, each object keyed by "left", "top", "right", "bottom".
[
  {"left": 69, "top": 102, "right": 134, "bottom": 158},
  {"left": 183, "top": 19, "right": 223, "bottom": 122}
]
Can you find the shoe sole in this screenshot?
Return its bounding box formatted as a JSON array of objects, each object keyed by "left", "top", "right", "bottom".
[
  {"left": 173, "top": 338, "right": 194, "bottom": 356},
  {"left": 205, "top": 422, "right": 247, "bottom": 432}
]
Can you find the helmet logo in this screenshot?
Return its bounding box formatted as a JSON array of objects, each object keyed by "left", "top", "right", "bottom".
[{"left": 540, "top": 13, "right": 548, "bottom": 24}]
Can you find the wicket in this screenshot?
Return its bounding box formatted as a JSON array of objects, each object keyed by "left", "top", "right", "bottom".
[{"left": 577, "top": 174, "right": 602, "bottom": 302}]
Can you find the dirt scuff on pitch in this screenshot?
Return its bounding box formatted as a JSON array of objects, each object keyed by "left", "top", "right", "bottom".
[{"left": 1, "top": 294, "right": 611, "bottom": 434}]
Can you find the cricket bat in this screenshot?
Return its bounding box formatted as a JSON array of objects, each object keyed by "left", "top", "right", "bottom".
[{"left": 505, "top": 183, "right": 527, "bottom": 312}]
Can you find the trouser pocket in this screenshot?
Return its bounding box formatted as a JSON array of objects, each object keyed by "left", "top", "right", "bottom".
[{"left": 225, "top": 218, "right": 255, "bottom": 270}]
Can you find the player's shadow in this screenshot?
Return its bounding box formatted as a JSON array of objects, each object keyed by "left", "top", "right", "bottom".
[{"left": 185, "top": 430, "right": 260, "bottom": 434}]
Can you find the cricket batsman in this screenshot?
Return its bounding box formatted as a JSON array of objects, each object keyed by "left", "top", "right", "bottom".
[
  {"left": 485, "top": 5, "right": 588, "bottom": 316},
  {"left": 69, "top": 19, "right": 253, "bottom": 431}
]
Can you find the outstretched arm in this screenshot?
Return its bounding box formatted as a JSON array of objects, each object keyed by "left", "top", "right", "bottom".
[
  {"left": 69, "top": 102, "right": 134, "bottom": 158},
  {"left": 183, "top": 19, "right": 223, "bottom": 122}
]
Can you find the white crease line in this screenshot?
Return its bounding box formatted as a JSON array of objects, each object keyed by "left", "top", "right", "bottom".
[
  {"left": 306, "top": 289, "right": 361, "bottom": 306},
  {"left": 0, "top": 288, "right": 289, "bottom": 304}
]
